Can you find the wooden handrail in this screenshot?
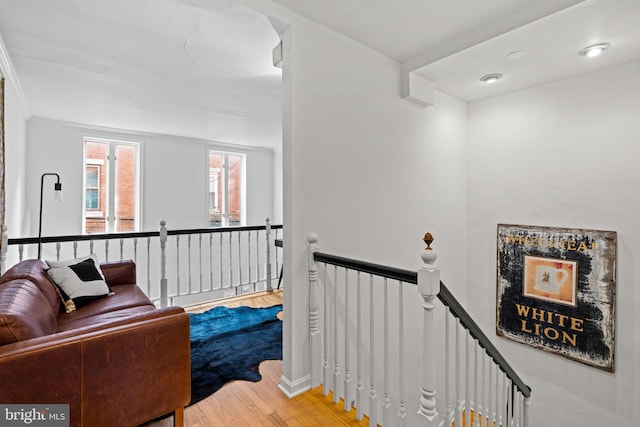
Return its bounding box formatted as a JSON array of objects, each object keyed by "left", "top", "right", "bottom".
[
  {"left": 7, "top": 224, "right": 283, "bottom": 246},
  {"left": 313, "top": 250, "right": 531, "bottom": 398}
]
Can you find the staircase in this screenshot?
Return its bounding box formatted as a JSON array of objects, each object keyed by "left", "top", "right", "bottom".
[{"left": 306, "top": 233, "right": 531, "bottom": 427}]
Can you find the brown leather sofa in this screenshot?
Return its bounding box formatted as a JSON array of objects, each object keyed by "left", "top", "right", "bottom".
[{"left": 0, "top": 259, "right": 190, "bottom": 427}]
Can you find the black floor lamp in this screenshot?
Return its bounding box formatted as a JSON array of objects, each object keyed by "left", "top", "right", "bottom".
[{"left": 38, "top": 173, "right": 63, "bottom": 259}]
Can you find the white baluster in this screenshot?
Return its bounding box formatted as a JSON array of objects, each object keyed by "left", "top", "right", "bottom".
[
  {"left": 343, "top": 269, "right": 352, "bottom": 412},
  {"left": 489, "top": 359, "right": 495, "bottom": 425},
  {"left": 18, "top": 244, "right": 24, "bottom": 262},
  {"left": 382, "top": 278, "right": 390, "bottom": 427},
  {"left": 355, "top": 271, "right": 364, "bottom": 421},
  {"left": 265, "top": 217, "right": 272, "bottom": 291},
  {"left": 473, "top": 340, "right": 484, "bottom": 427},
  {"left": 307, "top": 234, "right": 322, "bottom": 388},
  {"left": 256, "top": 230, "right": 260, "bottom": 283},
  {"left": 445, "top": 308, "right": 453, "bottom": 426},
  {"left": 228, "top": 232, "right": 233, "bottom": 288},
  {"left": 484, "top": 351, "right": 490, "bottom": 427},
  {"left": 133, "top": 238, "right": 138, "bottom": 265},
  {"left": 176, "top": 235, "right": 181, "bottom": 295},
  {"left": 56, "top": 242, "right": 61, "bottom": 260},
  {"left": 501, "top": 372, "right": 508, "bottom": 427},
  {"left": 465, "top": 330, "right": 471, "bottom": 427},
  {"left": 146, "top": 237, "right": 151, "bottom": 297},
  {"left": 248, "top": 231, "right": 252, "bottom": 288},
  {"left": 514, "top": 391, "right": 522, "bottom": 427},
  {"left": 89, "top": 239, "right": 94, "bottom": 255},
  {"left": 275, "top": 228, "right": 281, "bottom": 282},
  {"left": 369, "top": 274, "right": 378, "bottom": 427},
  {"left": 159, "top": 220, "right": 168, "bottom": 308},
  {"left": 495, "top": 366, "right": 501, "bottom": 427},
  {"left": 104, "top": 240, "right": 109, "bottom": 262},
  {"left": 199, "top": 234, "right": 203, "bottom": 293},
  {"left": 416, "top": 232, "right": 441, "bottom": 426},
  {"left": 332, "top": 265, "right": 340, "bottom": 404},
  {"left": 475, "top": 340, "right": 482, "bottom": 427},
  {"left": 219, "top": 233, "right": 223, "bottom": 289},
  {"left": 73, "top": 241, "right": 78, "bottom": 259},
  {"left": 188, "top": 234, "right": 192, "bottom": 295},
  {"left": 398, "top": 280, "right": 407, "bottom": 427},
  {"left": 120, "top": 238, "right": 124, "bottom": 260},
  {"left": 237, "top": 231, "right": 242, "bottom": 287},
  {"left": 209, "top": 233, "right": 214, "bottom": 292},
  {"left": 456, "top": 319, "right": 463, "bottom": 427},
  {"left": 505, "top": 380, "right": 512, "bottom": 427},
  {"left": 322, "top": 262, "right": 330, "bottom": 396}
]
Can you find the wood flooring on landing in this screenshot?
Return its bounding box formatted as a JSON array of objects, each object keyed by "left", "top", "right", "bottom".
[{"left": 144, "top": 290, "right": 372, "bottom": 426}]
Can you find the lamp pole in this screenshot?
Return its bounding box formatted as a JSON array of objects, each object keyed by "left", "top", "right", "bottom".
[{"left": 38, "top": 173, "right": 62, "bottom": 259}]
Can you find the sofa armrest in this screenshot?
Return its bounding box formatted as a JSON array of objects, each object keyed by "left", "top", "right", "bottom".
[
  {"left": 0, "top": 310, "right": 190, "bottom": 427},
  {"left": 100, "top": 259, "right": 136, "bottom": 286}
]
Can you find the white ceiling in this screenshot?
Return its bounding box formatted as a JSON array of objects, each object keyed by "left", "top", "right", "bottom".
[
  {"left": 1, "top": 0, "right": 639, "bottom": 149},
  {"left": 270, "top": 0, "right": 585, "bottom": 63},
  {"left": 0, "top": 0, "right": 283, "bottom": 148}
]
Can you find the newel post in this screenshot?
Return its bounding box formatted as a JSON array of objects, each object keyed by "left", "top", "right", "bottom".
[
  {"left": 308, "top": 233, "right": 322, "bottom": 388},
  {"left": 417, "top": 232, "right": 441, "bottom": 426},
  {"left": 159, "top": 220, "right": 168, "bottom": 308},
  {"left": 265, "top": 217, "right": 273, "bottom": 292},
  {"left": 523, "top": 396, "right": 531, "bottom": 427}
]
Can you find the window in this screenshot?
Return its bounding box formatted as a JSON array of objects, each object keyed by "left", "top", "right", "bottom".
[
  {"left": 209, "top": 151, "right": 245, "bottom": 227},
  {"left": 83, "top": 138, "right": 140, "bottom": 234},
  {"left": 85, "top": 164, "right": 101, "bottom": 211}
]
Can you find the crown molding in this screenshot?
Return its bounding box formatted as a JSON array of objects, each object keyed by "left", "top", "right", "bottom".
[{"left": 0, "top": 32, "right": 32, "bottom": 118}]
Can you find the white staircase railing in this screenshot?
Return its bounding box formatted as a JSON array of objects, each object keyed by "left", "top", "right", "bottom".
[
  {"left": 308, "top": 232, "right": 531, "bottom": 427},
  {"left": 1, "top": 218, "right": 282, "bottom": 308}
]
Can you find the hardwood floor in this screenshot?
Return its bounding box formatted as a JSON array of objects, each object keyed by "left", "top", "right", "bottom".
[{"left": 145, "top": 291, "right": 371, "bottom": 426}]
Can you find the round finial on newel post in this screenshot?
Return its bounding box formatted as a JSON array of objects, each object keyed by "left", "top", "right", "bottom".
[
  {"left": 423, "top": 232, "right": 434, "bottom": 250},
  {"left": 421, "top": 232, "right": 437, "bottom": 265},
  {"left": 307, "top": 233, "right": 318, "bottom": 245}
]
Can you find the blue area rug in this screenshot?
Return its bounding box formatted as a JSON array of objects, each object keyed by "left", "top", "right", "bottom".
[{"left": 188, "top": 304, "right": 283, "bottom": 405}]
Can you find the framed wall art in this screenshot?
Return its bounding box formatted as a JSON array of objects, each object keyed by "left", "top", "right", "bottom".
[{"left": 496, "top": 224, "right": 617, "bottom": 372}]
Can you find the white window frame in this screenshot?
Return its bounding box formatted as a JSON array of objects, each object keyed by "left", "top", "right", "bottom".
[
  {"left": 208, "top": 150, "right": 246, "bottom": 227},
  {"left": 83, "top": 137, "right": 142, "bottom": 234},
  {"left": 85, "top": 160, "right": 103, "bottom": 217}
]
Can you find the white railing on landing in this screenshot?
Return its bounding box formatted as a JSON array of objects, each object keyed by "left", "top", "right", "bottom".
[
  {"left": 0, "top": 219, "right": 282, "bottom": 308},
  {"left": 307, "top": 233, "right": 531, "bottom": 427}
]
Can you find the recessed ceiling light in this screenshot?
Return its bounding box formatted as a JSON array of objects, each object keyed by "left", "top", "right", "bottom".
[
  {"left": 579, "top": 43, "right": 611, "bottom": 58},
  {"left": 480, "top": 73, "right": 503, "bottom": 84},
  {"left": 506, "top": 51, "right": 526, "bottom": 61}
]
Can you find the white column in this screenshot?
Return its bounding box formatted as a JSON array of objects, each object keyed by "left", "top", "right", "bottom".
[
  {"left": 416, "top": 232, "right": 441, "bottom": 426},
  {"left": 307, "top": 233, "right": 322, "bottom": 388}
]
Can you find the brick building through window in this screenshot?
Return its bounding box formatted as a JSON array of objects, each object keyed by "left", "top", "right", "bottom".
[
  {"left": 84, "top": 138, "right": 139, "bottom": 234},
  {"left": 209, "top": 151, "right": 244, "bottom": 227}
]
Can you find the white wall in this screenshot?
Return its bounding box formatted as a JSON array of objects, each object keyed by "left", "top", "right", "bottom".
[
  {"left": 252, "top": 4, "right": 469, "bottom": 406},
  {"left": 24, "top": 119, "right": 276, "bottom": 238},
  {"left": 1, "top": 41, "right": 29, "bottom": 238},
  {"left": 468, "top": 60, "right": 640, "bottom": 426}
]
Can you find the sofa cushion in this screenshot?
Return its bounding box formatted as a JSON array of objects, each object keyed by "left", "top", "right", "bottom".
[
  {"left": 46, "top": 257, "right": 114, "bottom": 313},
  {"left": 56, "top": 283, "right": 155, "bottom": 331},
  {"left": 0, "top": 259, "right": 62, "bottom": 315},
  {"left": 56, "top": 305, "right": 158, "bottom": 332},
  {"left": 0, "top": 280, "right": 57, "bottom": 345}
]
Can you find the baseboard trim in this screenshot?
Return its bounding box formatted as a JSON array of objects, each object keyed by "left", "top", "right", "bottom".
[{"left": 278, "top": 374, "right": 311, "bottom": 398}]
